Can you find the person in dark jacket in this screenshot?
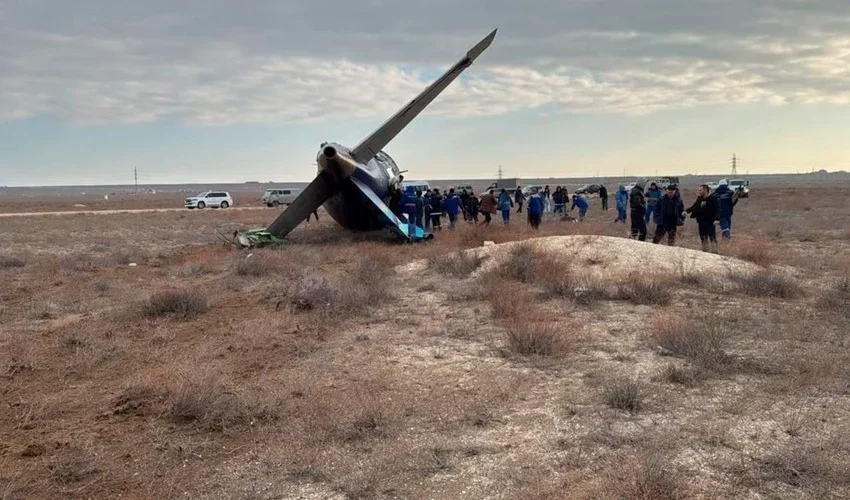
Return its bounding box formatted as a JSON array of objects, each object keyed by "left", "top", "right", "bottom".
[
  {"left": 552, "top": 187, "right": 565, "bottom": 214},
  {"left": 479, "top": 189, "right": 498, "bottom": 226},
  {"left": 467, "top": 190, "right": 480, "bottom": 223},
  {"left": 415, "top": 190, "right": 425, "bottom": 231},
  {"left": 570, "top": 194, "right": 589, "bottom": 221},
  {"left": 389, "top": 185, "right": 403, "bottom": 218},
  {"left": 429, "top": 188, "right": 443, "bottom": 231},
  {"left": 629, "top": 178, "right": 648, "bottom": 241},
  {"left": 526, "top": 188, "right": 543, "bottom": 229},
  {"left": 515, "top": 186, "right": 526, "bottom": 213},
  {"left": 686, "top": 184, "right": 719, "bottom": 252},
  {"left": 599, "top": 184, "right": 609, "bottom": 211},
  {"left": 713, "top": 179, "right": 739, "bottom": 239},
  {"left": 459, "top": 189, "right": 471, "bottom": 221},
  {"left": 443, "top": 188, "right": 463, "bottom": 229},
  {"left": 652, "top": 185, "right": 685, "bottom": 246},
  {"left": 423, "top": 189, "right": 432, "bottom": 230}
]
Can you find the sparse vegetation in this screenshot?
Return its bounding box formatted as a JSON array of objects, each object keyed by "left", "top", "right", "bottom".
[
  {"left": 142, "top": 290, "right": 208, "bottom": 318},
  {"left": 616, "top": 274, "right": 673, "bottom": 306},
  {"left": 504, "top": 322, "right": 566, "bottom": 357},
  {"left": 603, "top": 379, "right": 643, "bottom": 413},
  {"left": 0, "top": 253, "right": 27, "bottom": 268},
  {"left": 168, "top": 372, "right": 277, "bottom": 432},
  {"left": 735, "top": 269, "right": 802, "bottom": 298},
  {"left": 723, "top": 237, "right": 778, "bottom": 267},
  {"left": 498, "top": 243, "right": 538, "bottom": 283},
  {"left": 651, "top": 314, "right": 733, "bottom": 374},
  {"left": 428, "top": 250, "right": 484, "bottom": 277}
]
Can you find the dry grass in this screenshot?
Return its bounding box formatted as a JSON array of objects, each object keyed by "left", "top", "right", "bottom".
[
  {"left": 603, "top": 379, "right": 644, "bottom": 413},
  {"left": 723, "top": 236, "right": 778, "bottom": 267},
  {"left": 504, "top": 322, "right": 568, "bottom": 357},
  {"left": 167, "top": 371, "right": 278, "bottom": 432},
  {"left": 0, "top": 253, "right": 27, "bottom": 268},
  {"left": 497, "top": 243, "right": 539, "bottom": 283},
  {"left": 734, "top": 269, "right": 802, "bottom": 298},
  {"left": 141, "top": 289, "right": 208, "bottom": 318},
  {"left": 651, "top": 314, "right": 733, "bottom": 374},
  {"left": 659, "top": 363, "right": 701, "bottom": 386},
  {"left": 615, "top": 273, "right": 673, "bottom": 306},
  {"left": 428, "top": 250, "right": 484, "bottom": 277}
]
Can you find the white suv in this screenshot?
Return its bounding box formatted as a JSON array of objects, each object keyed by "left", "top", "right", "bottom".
[{"left": 185, "top": 191, "right": 233, "bottom": 209}]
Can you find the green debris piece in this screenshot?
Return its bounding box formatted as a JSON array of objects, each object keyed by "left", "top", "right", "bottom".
[{"left": 236, "top": 228, "right": 288, "bottom": 248}]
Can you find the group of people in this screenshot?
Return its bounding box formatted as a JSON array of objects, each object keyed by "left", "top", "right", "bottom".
[
  {"left": 393, "top": 178, "right": 741, "bottom": 251},
  {"left": 395, "top": 183, "right": 605, "bottom": 236},
  {"left": 621, "top": 178, "right": 741, "bottom": 252}
]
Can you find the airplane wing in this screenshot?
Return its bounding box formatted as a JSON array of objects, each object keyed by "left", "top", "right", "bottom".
[
  {"left": 265, "top": 170, "right": 338, "bottom": 237},
  {"left": 349, "top": 177, "right": 429, "bottom": 241},
  {"left": 350, "top": 29, "right": 497, "bottom": 164}
]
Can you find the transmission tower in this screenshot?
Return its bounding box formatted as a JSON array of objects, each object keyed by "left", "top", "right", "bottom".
[
  {"left": 731, "top": 154, "right": 739, "bottom": 176},
  {"left": 134, "top": 166, "right": 138, "bottom": 193},
  {"left": 497, "top": 165, "right": 503, "bottom": 180}
]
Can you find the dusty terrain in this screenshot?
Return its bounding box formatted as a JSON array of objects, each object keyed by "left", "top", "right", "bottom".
[{"left": 1, "top": 184, "right": 849, "bottom": 499}]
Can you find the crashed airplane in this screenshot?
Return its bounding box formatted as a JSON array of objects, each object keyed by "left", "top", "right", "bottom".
[{"left": 236, "top": 29, "right": 497, "bottom": 247}]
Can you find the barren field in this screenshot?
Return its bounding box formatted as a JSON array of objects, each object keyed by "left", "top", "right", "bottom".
[{"left": 1, "top": 184, "right": 849, "bottom": 499}]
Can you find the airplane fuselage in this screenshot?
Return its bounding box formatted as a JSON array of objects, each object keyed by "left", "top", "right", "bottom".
[{"left": 317, "top": 143, "right": 402, "bottom": 230}]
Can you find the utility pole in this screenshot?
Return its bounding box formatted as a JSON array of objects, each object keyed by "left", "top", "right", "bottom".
[
  {"left": 134, "top": 166, "right": 138, "bottom": 193},
  {"left": 731, "top": 154, "right": 738, "bottom": 177}
]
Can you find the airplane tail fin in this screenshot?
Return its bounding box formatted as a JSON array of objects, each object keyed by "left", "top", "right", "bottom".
[{"left": 349, "top": 29, "right": 497, "bottom": 164}]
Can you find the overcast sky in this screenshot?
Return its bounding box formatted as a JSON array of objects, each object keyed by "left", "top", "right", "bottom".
[{"left": 2, "top": 0, "right": 849, "bottom": 185}]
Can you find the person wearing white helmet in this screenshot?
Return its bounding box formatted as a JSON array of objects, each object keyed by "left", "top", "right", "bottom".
[{"left": 714, "top": 179, "right": 740, "bottom": 239}]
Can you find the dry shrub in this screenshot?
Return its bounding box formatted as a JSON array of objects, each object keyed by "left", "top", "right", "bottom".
[
  {"left": 234, "top": 253, "right": 270, "bottom": 276},
  {"left": 659, "top": 364, "right": 701, "bottom": 386},
  {"left": 428, "top": 250, "right": 484, "bottom": 277},
  {"left": 817, "top": 275, "right": 850, "bottom": 315},
  {"left": 723, "top": 236, "right": 778, "bottom": 267},
  {"left": 616, "top": 273, "right": 673, "bottom": 306},
  {"left": 0, "top": 254, "right": 27, "bottom": 269},
  {"left": 498, "top": 243, "right": 538, "bottom": 283},
  {"left": 47, "top": 450, "right": 101, "bottom": 491},
  {"left": 167, "top": 371, "right": 277, "bottom": 432},
  {"left": 533, "top": 257, "right": 611, "bottom": 307},
  {"left": 603, "top": 379, "right": 643, "bottom": 413},
  {"left": 505, "top": 322, "right": 568, "bottom": 357},
  {"left": 616, "top": 453, "right": 687, "bottom": 499},
  {"left": 487, "top": 278, "right": 533, "bottom": 320},
  {"left": 651, "top": 314, "right": 732, "bottom": 373},
  {"left": 142, "top": 290, "right": 208, "bottom": 318},
  {"left": 735, "top": 269, "right": 802, "bottom": 299},
  {"left": 760, "top": 443, "right": 850, "bottom": 488}
]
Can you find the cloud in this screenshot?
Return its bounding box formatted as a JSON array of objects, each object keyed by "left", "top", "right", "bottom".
[{"left": 1, "top": 0, "right": 849, "bottom": 124}]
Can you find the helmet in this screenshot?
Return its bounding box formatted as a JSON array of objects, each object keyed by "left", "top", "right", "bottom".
[{"left": 718, "top": 179, "right": 728, "bottom": 186}]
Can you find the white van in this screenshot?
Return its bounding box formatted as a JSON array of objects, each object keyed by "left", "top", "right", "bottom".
[
  {"left": 402, "top": 181, "right": 430, "bottom": 193},
  {"left": 263, "top": 188, "right": 301, "bottom": 207}
]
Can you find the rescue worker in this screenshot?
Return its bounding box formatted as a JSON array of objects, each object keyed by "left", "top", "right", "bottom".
[
  {"left": 599, "top": 184, "right": 609, "bottom": 211},
  {"left": 527, "top": 187, "right": 543, "bottom": 229},
  {"left": 614, "top": 185, "right": 628, "bottom": 223},
  {"left": 714, "top": 179, "right": 739, "bottom": 239},
  {"left": 443, "top": 188, "right": 463, "bottom": 229},
  {"left": 429, "top": 188, "right": 443, "bottom": 231},
  {"left": 389, "top": 177, "right": 404, "bottom": 218},
  {"left": 423, "top": 189, "right": 432, "bottom": 230},
  {"left": 652, "top": 184, "right": 685, "bottom": 246},
  {"left": 402, "top": 185, "right": 419, "bottom": 239},
  {"left": 630, "top": 178, "right": 648, "bottom": 241},
  {"left": 570, "top": 194, "right": 589, "bottom": 221},
  {"left": 498, "top": 188, "right": 514, "bottom": 224},
  {"left": 515, "top": 186, "right": 526, "bottom": 213},
  {"left": 686, "top": 184, "right": 719, "bottom": 252},
  {"left": 644, "top": 182, "right": 662, "bottom": 225},
  {"left": 480, "top": 189, "right": 498, "bottom": 226}
]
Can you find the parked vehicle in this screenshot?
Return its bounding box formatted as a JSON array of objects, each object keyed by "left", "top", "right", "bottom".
[
  {"left": 453, "top": 184, "right": 474, "bottom": 193},
  {"left": 263, "top": 188, "right": 301, "bottom": 207},
  {"left": 574, "top": 183, "right": 603, "bottom": 195},
  {"left": 402, "top": 181, "right": 431, "bottom": 194},
  {"left": 729, "top": 179, "right": 750, "bottom": 197},
  {"left": 484, "top": 178, "right": 522, "bottom": 195},
  {"left": 185, "top": 191, "right": 233, "bottom": 209}
]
